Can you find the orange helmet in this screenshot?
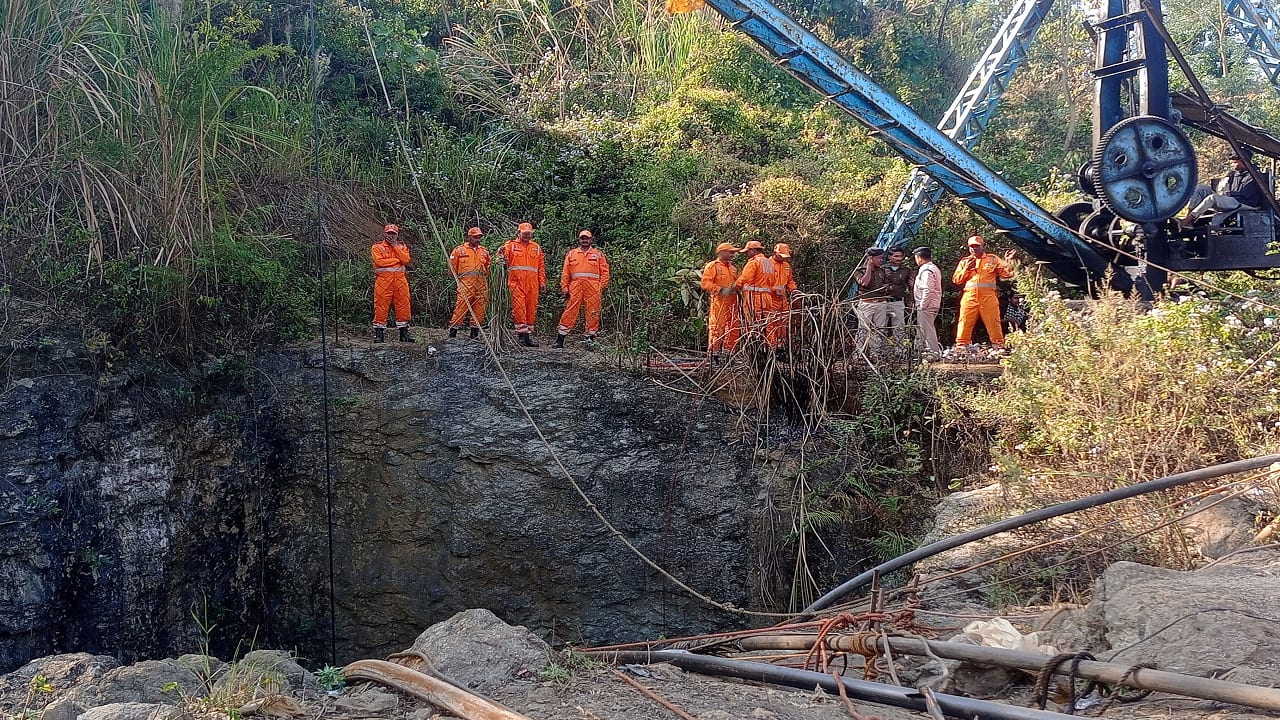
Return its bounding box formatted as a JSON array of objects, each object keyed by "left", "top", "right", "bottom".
[
  {"left": 714, "top": 242, "right": 741, "bottom": 254},
  {"left": 966, "top": 234, "right": 984, "bottom": 246},
  {"left": 517, "top": 222, "right": 534, "bottom": 233},
  {"left": 742, "top": 240, "right": 765, "bottom": 251},
  {"left": 383, "top": 223, "right": 400, "bottom": 235},
  {"left": 773, "top": 243, "right": 792, "bottom": 259},
  {"left": 466, "top": 227, "right": 484, "bottom": 237}
]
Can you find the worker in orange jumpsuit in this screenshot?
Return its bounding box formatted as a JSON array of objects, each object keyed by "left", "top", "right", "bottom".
[
  {"left": 700, "top": 242, "right": 740, "bottom": 358},
  {"left": 499, "top": 222, "right": 547, "bottom": 347},
  {"left": 770, "top": 243, "right": 798, "bottom": 348},
  {"left": 448, "top": 227, "right": 491, "bottom": 340},
  {"left": 555, "top": 230, "right": 610, "bottom": 348},
  {"left": 952, "top": 234, "right": 1015, "bottom": 349},
  {"left": 371, "top": 223, "right": 414, "bottom": 343},
  {"left": 735, "top": 240, "right": 782, "bottom": 348}
]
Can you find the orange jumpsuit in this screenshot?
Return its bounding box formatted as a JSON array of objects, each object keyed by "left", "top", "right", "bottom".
[
  {"left": 557, "top": 247, "right": 610, "bottom": 337},
  {"left": 735, "top": 254, "right": 783, "bottom": 347},
  {"left": 500, "top": 238, "right": 546, "bottom": 334},
  {"left": 371, "top": 240, "right": 412, "bottom": 328},
  {"left": 700, "top": 258, "right": 740, "bottom": 352},
  {"left": 771, "top": 258, "right": 797, "bottom": 346},
  {"left": 448, "top": 243, "right": 491, "bottom": 329},
  {"left": 953, "top": 253, "right": 1012, "bottom": 346}
]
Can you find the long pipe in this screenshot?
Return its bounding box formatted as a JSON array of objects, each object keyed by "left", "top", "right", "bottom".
[
  {"left": 735, "top": 634, "right": 1280, "bottom": 712},
  {"left": 594, "top": 650, "right": 1079, "bottom": 720},
  {"left": 343, "top": 659, "right": 531, "bottom": 720},
  {"left": 805, "top": 454, "right": 1280, "bottom": 612}
]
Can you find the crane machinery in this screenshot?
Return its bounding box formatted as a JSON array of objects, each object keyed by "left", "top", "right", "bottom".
[{"left": 685, "top": 0, "right": 1280, "bottom": 293}]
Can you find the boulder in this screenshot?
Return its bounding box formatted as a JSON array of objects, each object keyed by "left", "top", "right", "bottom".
[
  {"left": 215, "top": 650, "right": 319, "bottom": 701},
  {"left": 334, "top": 688, "right": 399, "bottom": 714},
  {"left": 175, "top": 654, "right": 224, "bottom": 682},
  {"left": 1082, "top": 552, "right": 1280, "bottom": 681},
  {"left": 0, "top": 654, "right": 118, "bottom": 714},
  {"left": 63, "top": 659, "right": 202, "bottom": 708},
  {"left": 76, "top": 702, "right": 180, "bottom": 720},
  {"left": 1177, "top": 494, "right": 1262, "bottom": 559},
  {"left": 407, "top": 608, "right": 551, "bottom": 693}
]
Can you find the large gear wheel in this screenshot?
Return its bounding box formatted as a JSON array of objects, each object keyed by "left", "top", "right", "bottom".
[{"left": 1093, "top": 115, "right": 1197, "bottom": 223}]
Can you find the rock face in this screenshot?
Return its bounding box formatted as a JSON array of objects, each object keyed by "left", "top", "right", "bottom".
[{"left": 0, "top": 319, "right": 757, "bottom": 671}]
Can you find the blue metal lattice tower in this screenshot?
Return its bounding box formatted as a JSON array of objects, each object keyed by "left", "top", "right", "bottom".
[{"left": 876, "top": 0, "right": 1057, "bottom": 250}]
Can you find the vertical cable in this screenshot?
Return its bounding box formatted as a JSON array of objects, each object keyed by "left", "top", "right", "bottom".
[{"left": 308, "top": 0, "right": 338, "bottom": 665}]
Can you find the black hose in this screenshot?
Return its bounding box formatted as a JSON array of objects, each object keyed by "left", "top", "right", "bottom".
[
  {"left": 805, "top": 453, "right": 1280, "bottom": 613},
  {"left": 597, "top": 650, "right": 1078, "bottom": 720}
]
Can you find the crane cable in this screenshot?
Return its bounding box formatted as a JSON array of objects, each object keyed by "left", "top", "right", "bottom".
[
  {"left": 306, "top": 0, "right": 339, "bottom": 664},
  {"left": 347, "top": 0, "right": 790, "bottom": 619}
]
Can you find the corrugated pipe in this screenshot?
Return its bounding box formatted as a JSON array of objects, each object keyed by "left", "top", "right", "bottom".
[
  {"left": 594, "top": 649, "right": 1079, "bottom": 720},
  {"left": 805, "top": 454, "right": 1280, "bottom": 613}
]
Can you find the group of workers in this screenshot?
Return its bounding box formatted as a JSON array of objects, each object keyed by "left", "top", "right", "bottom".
[
  {"left": 370, "top": 222, "right": 609, "bottom": 347},
  {"left": 372, "top": 220, "right": 1019, "bottom": 358},
  {"left": 699, "top": 240, "right": 799, "bottom": 358}
]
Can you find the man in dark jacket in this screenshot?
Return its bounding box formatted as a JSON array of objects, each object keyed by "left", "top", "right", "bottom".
[{"left": 1181, "top": 148, "right": 1270, "bottom": 227}]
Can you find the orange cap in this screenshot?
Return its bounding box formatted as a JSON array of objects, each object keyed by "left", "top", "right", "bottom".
[
  {"left": 714, "top": 242, "right": 740, "bottom": 254},
  {"left": 466, "top": 227, "right": 483, "bottom": 237},
  {"left": 966, "top": 234, "right": 984, "bottom": 246},
  {"left": 742, "top": 240, "right": 765, "bottom": 251},
  {"left": 383, "top": 223, "right": 399, "bottom": 235},
  {"left": 578, "top": 229, "right": 593, "bottom": 239},
  {"left": 517, "top": 222, "right": 534, "bottom": 233},
  {"left": 773, "top": 243, "right": 792, "bottom": 258}
]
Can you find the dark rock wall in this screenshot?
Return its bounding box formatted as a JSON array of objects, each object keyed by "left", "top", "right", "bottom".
[{"left": 0, "top": 331, "right": 757, "bottom": 671}]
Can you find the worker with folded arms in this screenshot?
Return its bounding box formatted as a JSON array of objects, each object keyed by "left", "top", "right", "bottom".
[
  {"left": 770, "top": 243, "right": 798, "bottom": 347},
  {"left": 370, "top": 223, "right": 414, "bottom": 343},
  {"left": 952, "top": 234, "right": 1014, "bottom": 350},
  {"left": 448, "top": 227, "right": 491, "bottom": 340},
  {"left": 555, "top": 230, "right": 610, "bottom": 348},
  {"left": 700, "top": 242, "right": 741, "bottom": 360},
  {"left": 499, "top": 222, "right": 547, "bottom": 347}
]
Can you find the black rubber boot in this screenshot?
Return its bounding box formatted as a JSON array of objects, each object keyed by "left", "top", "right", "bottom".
[
  {"left": 518, "top": 332, "right": 538, "bottom": 347},
  {"left": 554, "top": 334, "right": 566, "bottom": 348},
  {"left": 448, "top": 327, "right": 458, "bottom": 338},
  {"left": 399, "top": 327, "right": 416, "bottom": 343},
  {"left": 374, "top": 328, "right": 386, "bottom": 343},
  {"left": 469, "top": 327, "right": 480, "bottom": 340}
]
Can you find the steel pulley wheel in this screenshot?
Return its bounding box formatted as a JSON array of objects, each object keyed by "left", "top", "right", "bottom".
[{"left": 1093, "top": 115, "right": 1197, "bottom": 223}]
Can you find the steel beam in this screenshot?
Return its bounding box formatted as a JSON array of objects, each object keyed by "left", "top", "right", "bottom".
[
  {"left": 702, "top": 0, "right": 1111, "bottom": 283},
  {"left": 876, "top": 0, "right": 1056, "bottom": 250},
  {"left": 1224, "top": 0, "right": 1280, "bottom": 87}
]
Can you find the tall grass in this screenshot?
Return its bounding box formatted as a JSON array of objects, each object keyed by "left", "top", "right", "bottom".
[
  {"left": 1, "top": 0, "right": 294, "bottom": 276},
  {"left": 440, "top": 0, "right": 716, "bottom": 120}
]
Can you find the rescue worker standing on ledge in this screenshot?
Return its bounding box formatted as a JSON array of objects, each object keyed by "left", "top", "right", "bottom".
[
  {"left": 448, "top": 227, "right": 491, "bottom": 340},
  {"left": 555, "top": 230, "right": 610, "bottom": 348},
  {"left": 700, "top": 242, "right": 740, "bottom": 360},
  {"left": 371, "top": 223, "right": 414, "bottom": 343},
  {"left": 499, "top": 222, "right": 547, "bottom": 347},
  {"left": 953, "top": 234, "right": 1015, "bottom": 350},
  {"left": 770, "top": 243, "right": 798, "bottom": 347},
  {"left": 735, "top": 240, "right": 781, "bottom": 347}
]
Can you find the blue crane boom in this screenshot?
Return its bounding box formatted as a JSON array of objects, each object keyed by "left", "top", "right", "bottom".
[
  {"left": 698, "top": 0, "right": 1110, "bottom": 283},
  {"left": 876, "top": 0, "right": 1057, "bottom": 250}
]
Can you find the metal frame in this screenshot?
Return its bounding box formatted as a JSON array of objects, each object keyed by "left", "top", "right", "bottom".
[
  {"left": 876, "top": 0, "right": 1057, "bottom": 250},
  {"left": 701, "top": 0, "right": 1110, "bottom": 284},
  {"left": 1224, "top": 0, "right": 1280, "bottom": 87}
]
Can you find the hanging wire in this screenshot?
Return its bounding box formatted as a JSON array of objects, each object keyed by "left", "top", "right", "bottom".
[{"left": 307, "top": 0, "right": 338, "bottom": 665}]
